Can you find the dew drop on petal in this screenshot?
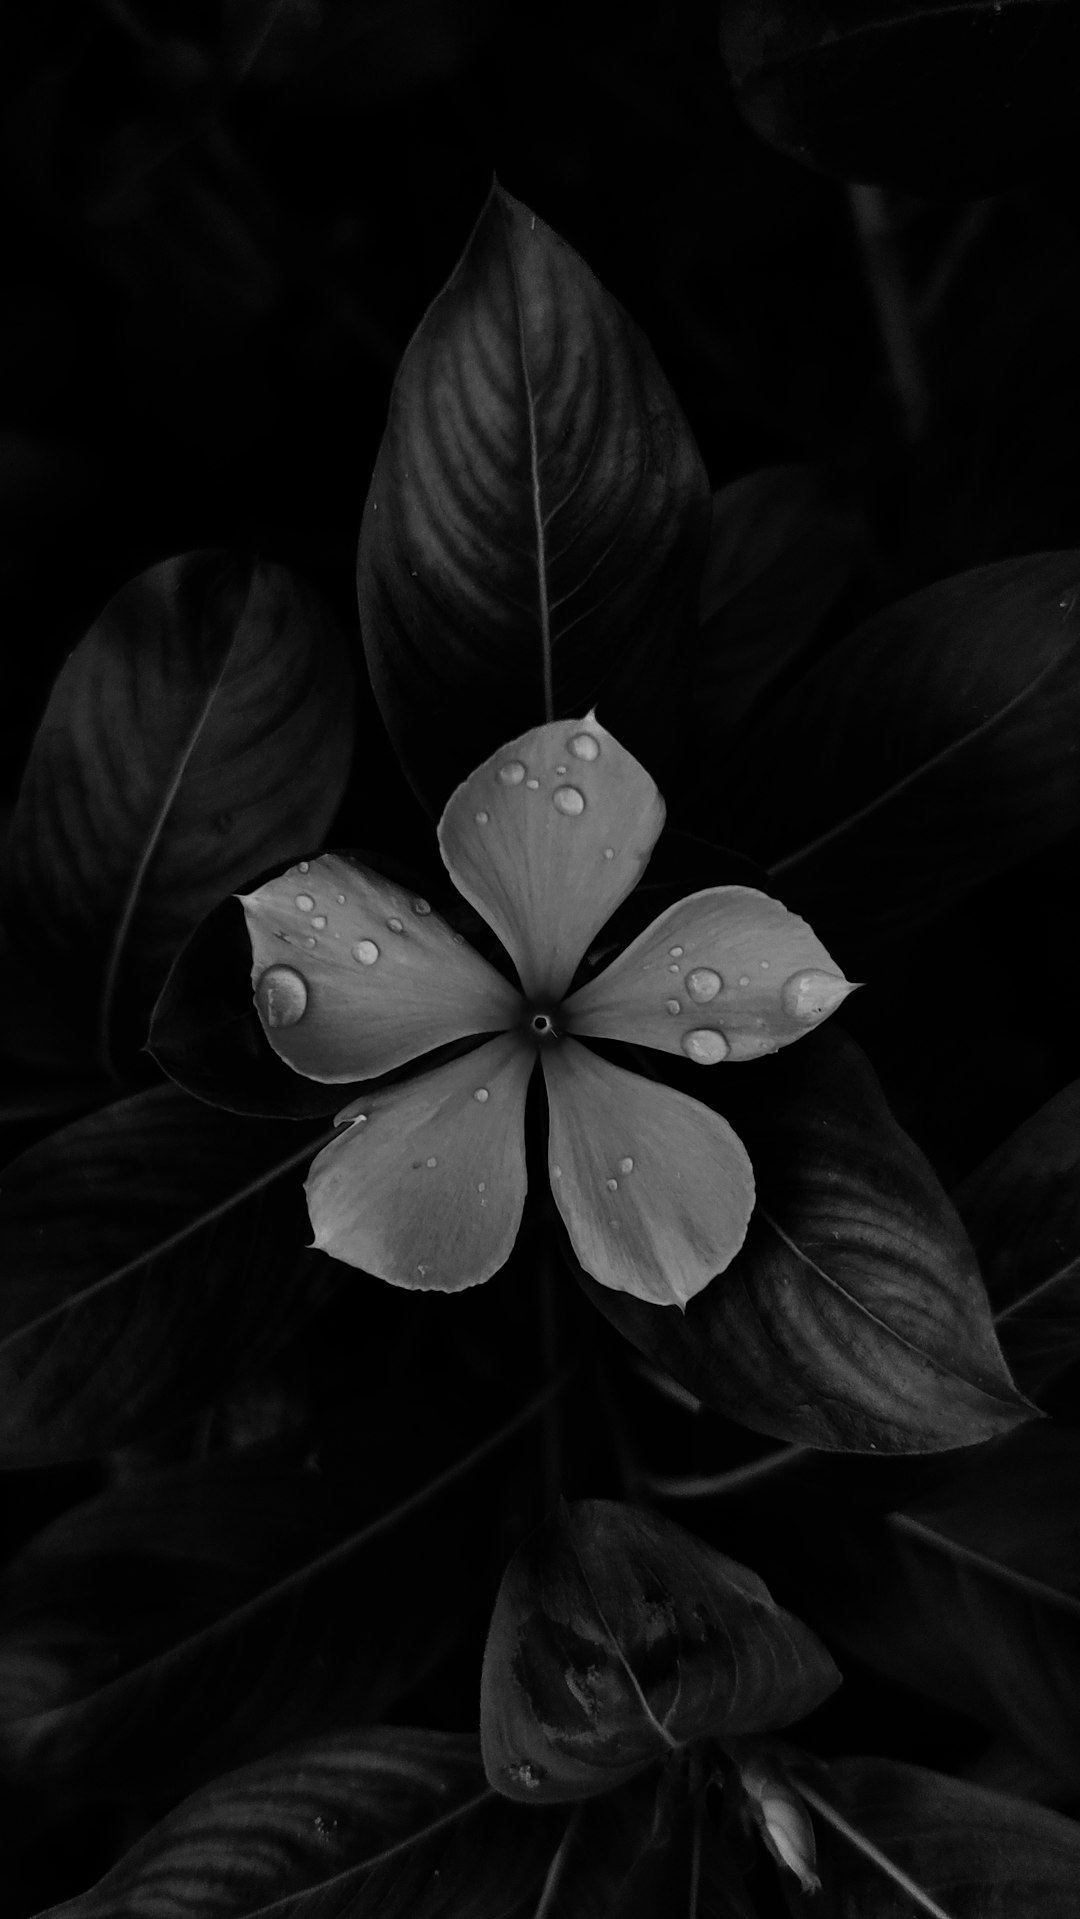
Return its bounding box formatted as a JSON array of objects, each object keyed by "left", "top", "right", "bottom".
[
  {"left": 499, "top": 761, "right": 526, "bottom": 786},
  {"left": 509, "top": 1764, "right": 544, "bottom": 1790},
  {"left": 298, "top": 861, "right": 310, "bottom": 874},
  {"left": 606, "top": 1177, "right": 619, "bottom": 1191},
  {"left": 477, "top": 1180, "right": 486, "bottom": 1193},
  {"left": 311, "top": 915, "right": 327, "bottom": 930},
  {"left": 303, "top": 935, "right": 317, "bottom": 949},
  {"left": 687, "top": 968, "right": 722, "bottom": 1003},
  {"left": 682, "top": 1028, "right": 730, "bottom": 1065},
  {"left": 256, "top": 965, "right": 308, "bottom": 1029},
  {"left": 295, "top": 893, "right": 315, "bottom": 912},
  {"left": 760, "top": 960, "right": 770, "bottom": 970},
  {"left": 526, "top": 778, "right": 540, "bottom": 790},
  {"left": 552, "top": 1165, "right": 562, "bottom": 1180},
  {"left": 413, "top": 899, "right": 431, "bottom": 915},
  {"left": 569, "top": 732, "right": 600, "bottom": 762},
  {"left": 336, "top": 893, "right": 347, "bottom": 904},
  {"left": 669, "top": 946, "right": 684, "bottom": 959},
  {"left": 473, "top": 1087, "right": 490, "bottom": 1102},
  {"left": 781, "top": 970, "right": 851, "bottom": 1021},
  {"left": 618, "top": 1156, "right": 634, "bottom": 1174},
  {"left": 475, "top": 810, "right": 490, "bottom": 825},
  {"left": 603, "top": 847, "right": 615, "bottom": 860},
  {"left": 425, "top": 1156, "right": 438, "bottom": 1168},
  {"left": 738, "top": 975, "right": 751, "bottom": 987},
  {"left": 668, "top": 962, "right": 681, "bottom": 974},
  {"left": 354, "top": 1113, "right": 368, "bottom": 1125},
  {"left": 555, "top": 764, "right": 567, "bottom": 776},
  {"left": 387, "top": 917, "right": 403, "bottom": 933},
  {"left": 665, "top": 998, "right": 681, "bottom": 1015},
  {"left": 352, "top": 939, "right": 379, "bottom": 965},
  {"left": 553, "top": 785, "right": 586, "bottom": 817}
]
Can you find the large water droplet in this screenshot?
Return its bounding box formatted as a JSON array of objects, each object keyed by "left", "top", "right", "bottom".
[
  {"left": 387, "top": 917, "right": 403, "bottom": 933},
  {"left": 665, "top": 998, "right": 681, "bottom": 1015},
  {"left": 781, "top": 970, "right": 851, "bottom": 1021},
  {"left": 553, "top": 785, "right": 586, "bottom": 817},
  {"left": 295, "top": 893, "right": 315, "bottom": 912},
  {"left": 499, "top": 761, "right": 526, "bottom": 785},
  {"left": 682, "top": 1028, "right": 730, "bottom": 1065},
  {"left": 311, "top": 915, "right": 327, "bottom": 930},
  {"left": 413, "top": 899, "right": 431, "bottom": 915},
  {"left": 473, "top": 1087, "right": 489, "bottom": 1102},
  {"left": 687, "top": 968, "right": 722, "bottom": 1003},
  {"left": 618, "top": 1156, "right": 634, "bottom": 1174},
  {"left": 256, "top": 965, "right": 308, "bottom": 1029},
  {"left": 352, "top": 939, "right": 379, "bottom": 965},
  {"left": 569, "top": 732, "right": 600, "bottom": 761},
  {"left": 475, "top": 810, "right": 490, "bottom": 825}
]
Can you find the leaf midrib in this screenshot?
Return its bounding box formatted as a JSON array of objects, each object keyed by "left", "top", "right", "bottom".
[
  {"left": 503, "top": 204, "right": 554, "bottom": 724},
  {"left": 890, "top": 1512, "right": 1080, "bottom": 1623}
]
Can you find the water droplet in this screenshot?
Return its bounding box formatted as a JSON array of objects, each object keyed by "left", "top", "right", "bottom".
[
  {"left": 416, "top": 1262, "right": 429, "bottom": 1277},
  {"left": 499, "top": 761, "right": 526, "bottom": 785},
  {"left": 552, "top": 1165, "right": 562, "bottom": 1179},
  {"left": 477, "top": 1180, "right": 486, "bottom": 1193},
  {"left": 760, "top": 960, "right": 770, "bottom": 970},
  {"left": 569, "top": 732, "right": 600, "bottom": 761},
  {"left": 603, "top": 847, "right": 615, "bottom": 860},
  {"left": 413, "top": 899, "right": 431, "bottom": 915},
  {"left": 682, "top": 1028, "right": 730, "bottom": 1065},
  {"left": 473, "top": 1087, "right": 490, "bottom": 1102},
  {"left": 425, "top": 1156, "right": 438, "bottom": 1168},
  {"left": 687, "top": 968, "right": 722, "bottom": 1003},
  {"left": 303, "top": 935, "right": 317, "bottom": 949},
  {"left": 606, "top": 1177, "right": 619, "bottom": 1191},
  {"left": 475, "top": 810, "right": 490, "bottom": 824},
  {"left": 553, "top": 785, "right": 586, "bottom": 817},
  {"left": 336, "top": 893, "right": 347, "bottom": 904},
  {"left": 352, "top": 939, "right": 379, "bottom": 965},
  {"left": 256, "top": 965, "right": 308, "bottom": 1029},
  {"left": 729, "top": 1033, "right": 775, "bottom": 1060},
  {"left": 526, "top": 777, "right": 540, "bottom": 790},
  {"left": 668, "top": 962, "right": 681, "bottom": 974},
  {"left": 669, "top": 946, "right": 684, "bottom": 958},
  {"left": 781, "top": 970, "right": 851, "bottom": 1021},
  {"left": 298, "top": 861, "right": 309, "bottom": 873},
  {"left": 354, "top": 1114, "right": 368, "bottom": 1125},
  {"left": 295, "top": 893, "right": 315, "bottom": 912},
  {"left": 509, "top": 1763, "right": 543, "bottom": 1790},
  {"left": 311, "top": 915, "right": 327, "bottom": 930},
  {"left": 665, "top": 998, "right": 681, "bottom": 1015},
  {"left": 555, "top": 764, "right": 567, "bottom": 776},
  {"left": 618, "top": 1156, "right": 634, "bottom": 1174},
  {"left": 738, "top": 975, "right": 750, "bottom": 987}
]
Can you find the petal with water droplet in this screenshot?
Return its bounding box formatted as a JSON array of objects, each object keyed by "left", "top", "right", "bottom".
[
  {"left": 542, "top": 1039, "right": 754, "bottom": 1306},
  {"left": 240, "top": 854, "right": 523, "bottom": 1083},
  {"left": 438, "top": 716, "right": 664, "bottom": 999},
  {"left": 564, "top": 886, "right": 855, "bottom": 1061},
  {"left": 306, "top": 1033, "right": 534, "bottom": 1286}
]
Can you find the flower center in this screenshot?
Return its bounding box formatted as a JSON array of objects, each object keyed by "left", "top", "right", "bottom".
[{"left": 528, "top": 1008, "right": 560, "bottom": 1043}]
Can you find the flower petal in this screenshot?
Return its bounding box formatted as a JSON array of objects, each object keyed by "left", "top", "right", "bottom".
[
  {"left": 438, "top": 715, "right": 665, "bottom": 1000},
  {"left": 542, "top": 1039, "right": 754, "bottom": 1307},
  {"left": 240, "top": 855, "right": 523, "bottom": 1082},
  {"left": 563, "top": 886, "right": 855, "bottom": 1064},
  {"left": 306, "top": 1033, "right": 535, "bottom": 1287}
]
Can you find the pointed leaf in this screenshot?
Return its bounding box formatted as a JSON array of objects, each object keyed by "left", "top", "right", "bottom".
[
  {"left": 580, "top": 1028, "right": 1034, "bottom": 1451},
  {"left": 696, "top": 465, "right": 862, "bottom": 732},
  {"left": 0, "top": 1085, "right": 331, "bottom": 1461},
  {"left": 719, "top": 0, "right": 1080, "bottom": 196},
  {"left": 480, "top": 1499, "right": 839, "bottom": 1802},
  {"left": 955, "top": 1080, "right": 1080, "bottom": 1394},
  {"left": 807, "top": 1758, "right": 1080, "bottom": 1917},
  {"left": 358, "top": 183, "right": 711, "bottom": 813},
  {"left": 1, "top": 552, "right": 353, "bottom": 1083},
  {"left": 695, "top": 556, "right": 1080, "bottom": 956}
]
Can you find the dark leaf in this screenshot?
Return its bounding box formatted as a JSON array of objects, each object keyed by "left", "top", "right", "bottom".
[
  {"left": 1, "top": 552, "right": 354, "bottom": 1083},
  {"left": 696, "top": 555, "right": 1080, "bottom": 958},
  {"left": 580, "top": 1028, "right": 1034, "bottom": 1452},
  {"left": 805, "top": 1757, "right": 1080, "bottom": 1917},
  {"left": 358, "top": 182, "right": 711, "bottom": 814},
  {"left": 480, "top": 1499, "right": 838, "bottom": 1802},
  {"left": 956, "top": 1079, "right": 1080, "bottom": 1395},
  {"left": 0, "top": 1084, "right": 332, "bottom": 1462},
  {"left": 831, "top": 1424, "right": 1080, "bottom": 1789},
  {"left": 718, "top": 0, "right": 1080, "bottom": 196},
  {"left": 694, "top": 465, "right": 863, "bottom": 734}
]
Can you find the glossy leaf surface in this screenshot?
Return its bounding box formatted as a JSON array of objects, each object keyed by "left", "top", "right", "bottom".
[
  {"left": 581, "top": 1029, "right": 1033, "bottom": 1451},
  {"left": 1, "top": 552, "right": 353, "bottom": 1081},
  {"left": 358, "top": 183, "right": 711, "bottom": 813},
  {"left": 696, "top": 555, "right": 1080, "bottom": 957},
  {"left": 0, "top": 1085, "right": 330, "bottom": 1461},
  {"left": 956, "top": 1079, "right": 1080, "bottom": 1395},
  {"left": 480, "top": 1499, "right": 838, "bottom": 1802},
  {"left": 809, "top": 1758, "right": 1080, "bottom": 1917},
  {"left": 719, "top": 0, "right": 1080, "bottom": 196}
]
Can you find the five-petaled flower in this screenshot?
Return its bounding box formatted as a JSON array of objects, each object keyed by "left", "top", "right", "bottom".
[{"left": 240, "top": 717, "right": 854, "bottom": 1308}]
